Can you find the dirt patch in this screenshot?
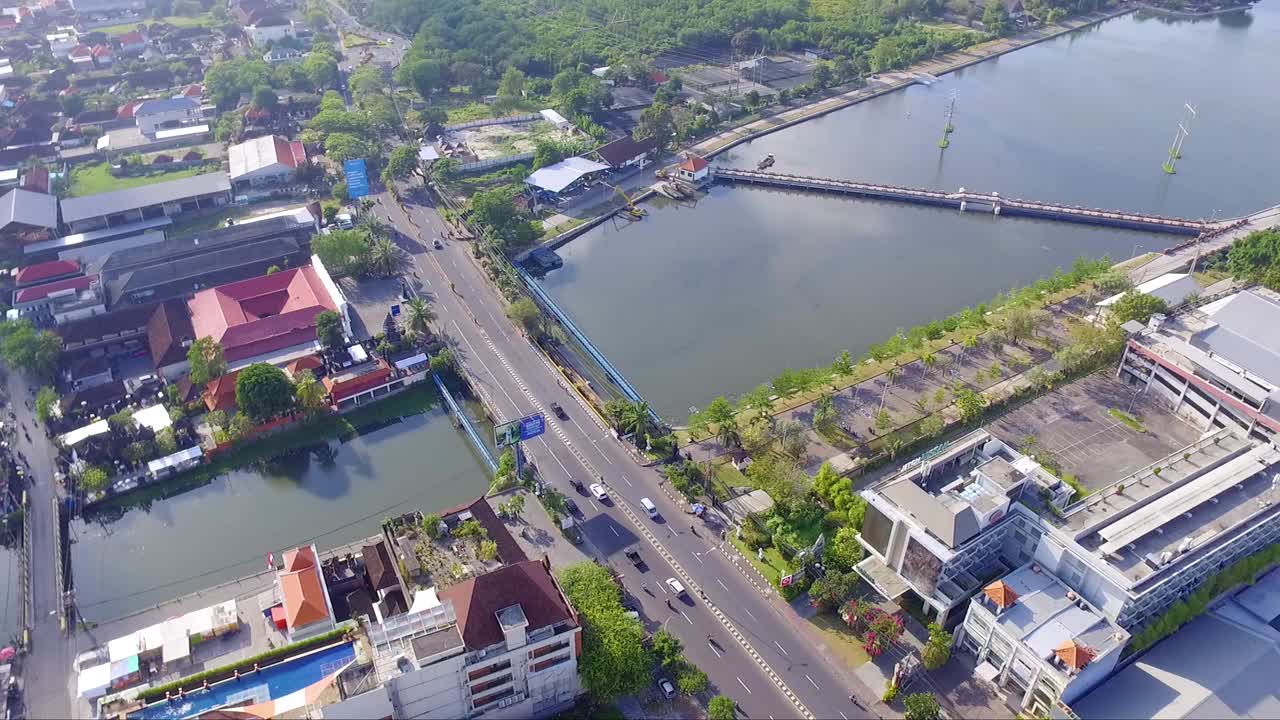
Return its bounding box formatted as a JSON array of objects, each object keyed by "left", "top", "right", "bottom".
[{"left": 446, "top": 120, "right": 574, "bottom": 161}]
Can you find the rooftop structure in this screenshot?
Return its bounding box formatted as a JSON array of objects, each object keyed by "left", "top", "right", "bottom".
[
  {"left": 11, "top": 272, "right": 105, "bottom": 325},
  {"left": 133, "top": 97, "right": 201, "bottom": 136},
  {"left": 228, "top": 135, "right": 307, "bottom": 187},
  {"left": 524, "top": 157, "right": 608, "bottom": 195},
  {"left": 0, "top": 187, "right": 58, "bottom": 246},
  {"left": 16, "top": 258, "right": 79, "bottom": 286},
  {"left": 1097, "top": 272, "right": 1200, "bottom": 311},
  {"left": 593, "top": 134, "right": 656, "bottom": 169},
  {"left": 957, "top": 564, "right": 1128, "bottom": 717},
  {"left": 277, "top": 544, "right": 336, "bottom": 641},
  {"left": 59, "top": 172, "right": 231, "bottom": 232},
  {"left": 186, "top": 264, "right": 342, "bottom": 365}
]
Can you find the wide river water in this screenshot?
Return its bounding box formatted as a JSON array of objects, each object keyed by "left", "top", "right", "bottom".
[{"left": 541, "top": 6, "right": 1280, "bottom": 420}]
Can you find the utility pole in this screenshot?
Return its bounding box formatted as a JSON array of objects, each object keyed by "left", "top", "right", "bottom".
[
  {"left": 1162, "top": 103, "right": 1196, "bottom": 174},
  {"left": 1190, "top": 208, "right": 1219, "bottom": 274},
  {"left": 938, "top": 90, "right": 957, "bottom": 149}
]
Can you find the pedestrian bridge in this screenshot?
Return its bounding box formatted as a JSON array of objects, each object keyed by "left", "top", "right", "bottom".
[{"left": 712, "top": 168, "right": 1215, "bottom": 235}]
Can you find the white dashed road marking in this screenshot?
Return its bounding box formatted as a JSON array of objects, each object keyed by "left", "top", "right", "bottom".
[
  {"left": 805, "top": 674, "right": 819, "bottom": 691},
  {"left": 738, "top": 678, "right": 753, "bottom": 694}
]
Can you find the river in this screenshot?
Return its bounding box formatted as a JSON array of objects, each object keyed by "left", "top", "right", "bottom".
[
  {"left": 71, "top": 403, "right": 492, "bottom": 622},
  {"left": 541, "top": 6, "right": 1280, "bottom": 421}
]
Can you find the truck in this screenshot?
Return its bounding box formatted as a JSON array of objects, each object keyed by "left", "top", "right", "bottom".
[{"left": 624, "top": 545, "right": 644, "bottom": 568}]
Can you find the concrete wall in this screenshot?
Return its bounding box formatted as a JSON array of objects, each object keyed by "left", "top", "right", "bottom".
[{"left": 393, "top": 653, "right": 468, "bottom": 719}]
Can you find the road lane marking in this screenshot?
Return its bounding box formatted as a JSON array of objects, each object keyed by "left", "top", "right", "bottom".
[
  {"left": 717, "top": 578, "right": 729, "bottom": 592},
  {"left": 691, "top": 552, "right": 704, "bottom": 564},
  {"left": 589, "top": 500, "right": 600, "bottom": 512},
  {"left": 805, "top": 674, "right": 819, "bottom": 690},
  {"left": 621, "top": 475, "right": 633, "bottom": 486},
  {"left": 775, "top": 642, "right": 789, "bottom": 657},
  {"left": 743, "top": 607, "right": 759, "bottom": 622},
  {"left": 610, "top": 525, "right": 620, "bottom": 537},
  {"left": 681, "top": 611, "right": 693, "bottom": 625},
  {"left": 839, "top": 712, "right": 849, "bottom": 720},
  {"left": 737, "top": 677, "right": 752, "bottom": 694}
]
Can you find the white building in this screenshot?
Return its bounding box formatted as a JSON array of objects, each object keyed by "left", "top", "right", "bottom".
[
  {"left": 538, "top": 108, "right": 570, "bottom": 130},
  {"left": 245, "top": 19, "right": 295, "bottom": 46},
  {"left": 133, "top": 97, "right": 201, "bottom": 136},
  {"left": 1096, "top": 273, "right": 1201, "bottom": 316},
  {"left": 46, "top": 30, "right": 77, "bottom": 58},
  {"left": 676, "top": 154, "right": 710, "bottom": 183},
  {"left": 327, "top": 558, "right": 582, "bottom": 719},
  {"left": 228, "top": 135, "right": 307, "bottom": 189}
]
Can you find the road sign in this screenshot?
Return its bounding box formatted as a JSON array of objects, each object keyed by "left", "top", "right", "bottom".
[
  {"left": 390, "top": 304, "right": 401, "bottom": 317},
  {"left": 343, "top": 158, "right": 370, "bottom": 199},
  {"left": 495, "top": 413, "right": 545, "bottom": 448}
]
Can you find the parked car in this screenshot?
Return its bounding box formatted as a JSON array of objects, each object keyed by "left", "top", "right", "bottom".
[
  {"left": 657, "top": 677, "right": 676, "bottom": 699},
  {"left": 564, "top": 498, "right": 580, "bottom": 515},
  {"left": 589, "top": 483, "right": 608, "bottom": 501}
]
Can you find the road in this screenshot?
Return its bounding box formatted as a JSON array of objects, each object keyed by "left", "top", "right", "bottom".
[
  {"left": 379, "top": 189, "right": 873, "bottom": 720},
  {"left": 7, "top": 372, "right": 75, "bottom": 720}
]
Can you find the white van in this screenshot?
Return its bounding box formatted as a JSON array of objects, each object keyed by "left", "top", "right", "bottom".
[{"left": 641, "top": 497, "right": 658, "bottom": 518}]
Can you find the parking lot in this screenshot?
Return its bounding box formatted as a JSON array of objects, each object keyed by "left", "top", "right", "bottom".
[{"left": 988, "top": 372, "right": 1202, "bottom": 489}]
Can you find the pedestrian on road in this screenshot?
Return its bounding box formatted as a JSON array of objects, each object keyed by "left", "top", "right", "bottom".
[{"left": 666, "top": 598, "right": 673, "bottom": 610}]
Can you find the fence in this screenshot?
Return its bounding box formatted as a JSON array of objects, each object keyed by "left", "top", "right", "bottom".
[
  {"left": 444, "top": 113, "right": 540, "bottom": 132},
  {"left": 457, "top": 152, "right": 534, "bottom": 175},
  {"left": 433, "top": 372, "right": 497, "bottom": 471}
]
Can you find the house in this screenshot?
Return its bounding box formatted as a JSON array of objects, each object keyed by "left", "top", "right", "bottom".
[
  {"left": 803, "top": 47, "right": 832, "bottom": 61},
  {"left": 244, "top": 15, "right": 294, "bottom": 46},
  {"left": 273, "top": 544, "right": 336, "bottom": 642},
  {"left": 985, "top": 0, "right": 1025, "bottom": 18},
  {"left": 59, "top": 172, "right": 231, "bottom": 232},
  {"left": 145, "top": 299, "right": 194, "bottom": 378},
  {"left": 523, "top": 157, "right": 608, "bottom": 198},
  {"left": 54, "top": 300, "right": 192, "bottom": 378},
  {"left": 46, "top": 31, "right": 77, "bottom": 58},
  {"left": 348, "top": 557, "right": 582, "bottom": 719},
  {"left": 186, "top": 264, "right": 347, "bottom": 367},
  {"left": 955, "top": 564, "right": 1128, "bottom": 717},
  {"left": 0, "top": 187, "right": 58, "bottom": 248},
  {"left": 68, "top": 355, "right": 112, "bottom": 390},
  {"left": 132, "top": 96, "right": 200, "bottom": 136},
  {"left": 67, "top": 44, "right": 92, "bottom": 65},
  {"left": 68, "top": 0, "right": 146, "bottom": 13},
  {"left": 90, "top": 44, "right": 112, "bottom": 66},
  {"left": 263, "top": 47, "right": 302, "bottom": 64},
  {"left": 116, "top": 29, "right": 147, "bottom": 55},
  {"left": 675, "top": 154, "right": 710, "bottom": 184},
  {"left": 593, "top": 134, "right": 656, "bottom": 170},
  {"left": 202, "top": 368, "right": 240, "bottom": 412},
  {"left": 227, "top": 134, "right": 306, "bottom": 189},
  {"left": 20, "top": 165, "right": 49, "bottom": 193},
  {"left": 10, "top": 272, "right": 105, "bottom": 325},
  {"left": 16, "top": 259, "right": 80, "bottom": 289},
  {"left": 174, "top": 83, "right": 202, "bottom": 100}
]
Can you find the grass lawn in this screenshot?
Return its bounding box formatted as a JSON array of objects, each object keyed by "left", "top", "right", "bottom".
[
  {"left": 166, "top": 207, "right": 242, "bottom": 237},
  {"left": 1193, "top": 269, "right": 1231, "bottom": 286},
  {"left": 94, "top": 14, "right": 210, "bottom": 35},
  {"left": 68, "top": 162, "right": 205, "bottom": 197},
  {"left": 806, "top": 613, "right": 872, "bottom": 668},
  {"left": 446, "top": 102, "right": 493, "bottom": 124},
  {"left": 343, "top": 32, "right": 376, "bottom": 47},
  {"left": 1108, "top": 408, "right": 1146, "bottom": 433},
  {"left": 539, "top": 216, "right": 586, "bottom": 240},
  {"left": 728, "top": 532, "right": 788, "bottom": 586}
]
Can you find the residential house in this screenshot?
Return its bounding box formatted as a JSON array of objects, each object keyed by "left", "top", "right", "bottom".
[
  {"left": 68, "top": 0, "right": 146, "bottom": 13},
  {"left": 186, "top": 263, "right": 347, "bottom": 369},
  {"left": 227, "top": 134, "right": 306, "bottom": 189},
  {"left": 116, "top": 29, "right": 147, "bottom": 55},
  {"left": 273, "top": 544, "right": 337, "bottom": 642},
  {"left": 593, "top": 135, "right": 656, "bottom": 171},
  {"left": 675, "top": 154, "right": 709, "bottom": 183},
  {"left": 263, "top": 47, "right": 302, "bottom": 64},
  {"left": 46, "top": 30, "right": 77, "bottom": 58},
  {"left": 132, "top": 96, "right": 200, "bottom": 136},
  {"left": 67, "top": 43, "right": 92, "bottom": 66},
  {"left": 10, "top": 271, "right": 106, "bottom": 325},
  {"left": 90, "top": 44, "right": 112, "bottom": 66}
]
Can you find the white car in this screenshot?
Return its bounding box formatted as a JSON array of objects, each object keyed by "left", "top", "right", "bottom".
[
  {"left": 665, "top": 577, "right": 686, "bottom": 596},
  {"left": 657, "top": 677, "right": 676, "bottom": 699},
  {"left": 589, "top": 483, "right": 608, "bottom": 501}
]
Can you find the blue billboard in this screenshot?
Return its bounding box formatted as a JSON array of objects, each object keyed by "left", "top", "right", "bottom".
[
  {"left": 344, "top": 158, "right": 370, "bottom": 199},
  {"left": 519, "top": 413, "right": 546, "bottom": 441}
]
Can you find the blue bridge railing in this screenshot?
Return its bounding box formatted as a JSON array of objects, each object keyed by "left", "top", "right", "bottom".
[{"left": 434, "top": 372, "right": 497, "bottom": 471}]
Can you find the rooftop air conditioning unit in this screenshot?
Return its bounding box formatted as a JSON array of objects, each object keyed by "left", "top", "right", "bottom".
[{"left": 1177, "top": 538, "right": 1193, "bottom": 554}]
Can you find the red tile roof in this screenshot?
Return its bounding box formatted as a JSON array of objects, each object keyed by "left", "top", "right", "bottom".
[
  {"left": 147, "top": 299, "right": 193, "bottom": 368},
  {"left": 322, "top": 359, "right": 392, "bottom": 402},
  {"left": 983, "top": 579, "right": 1019, "bottom": 610},
  {"left": 92, "top": 44, "right": 112, "bottom": 58},
  {"left": 180, "top": 83, "right": 202, "bottom": 98},
  {"left": 280, "top": 545, "right": 331, "bottom": 631},
  {"left": 203, "top": 369, "right": 241, "bottom": 412},
  {"left": 678, "top": 155, "right": 708, "bottom": 172},
  {"left": 117, "top": 100, "right": 142, "bottom": 119},
  {"left": 187, "top": 266, "right": 338, "bottom": 363},
  {"left": 14, "top": 273, "right": 97, "bottom": 304},
  {"left": 650, "top": 70, "right": 669, "bottom": 84},
  {"left": 285, "top": 354, "right": 323, "bottom": 377},
  {"left": 20, "top": 166, "right": 49, "bottom": 194},
  {"left": 118, "top": 30, "right": 146, "bottom": 46},
  {"left": 15, "top": 259, "right": 79, "bottom": 286},
  {"left": 276, "top": 137, "right": 306, "bottom": 168},
  {"left": 438, "top": 558, "right": 575, "bottom": 652},
  {"left": 69, "top": 44, "right": 92, "bottom": 59}
]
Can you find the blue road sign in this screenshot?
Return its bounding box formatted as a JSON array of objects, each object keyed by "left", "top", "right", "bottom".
[
  {"left": 344, "top": 158, "right": 370, "bottom": 199},
  {"left": 390, "top": 304, "right": 401, "bottom": 317},
  {"left": 519, "top": 413, "right": 546, "bottom": 441}
]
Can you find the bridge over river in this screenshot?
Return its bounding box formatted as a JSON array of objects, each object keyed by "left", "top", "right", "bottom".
[{"left": 712, "top": 168, "right": 1229, "bottom": 236}]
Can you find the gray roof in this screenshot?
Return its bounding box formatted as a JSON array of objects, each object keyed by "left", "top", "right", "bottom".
[
  {"left": 0, "top": 188, "right": 58, "bottom": 230},
  {"left": 60, "top": 173, "right": 231, "bottom": 225},
  {"left": 134, "top": 97, "right": 199, "bottom": 117},
  {"left": 107, "top": 236, "right": 300, "bottom": 301},
  {"left": 1072, "top": 613, "right": 1280, "bottom": 720},
  {"left": 1192, "top": 290, "right": 1280, "bottom": 387},
  {"left": 882, "top": 479, "right": 980, "bottom": 549},
  {"left": 97, "top": 216, "right": 309, "bottom": 275}
]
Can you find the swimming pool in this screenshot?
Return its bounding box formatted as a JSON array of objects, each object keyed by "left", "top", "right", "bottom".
[{"left": 130, "top": 642, "right": 356, "bottom": 720}]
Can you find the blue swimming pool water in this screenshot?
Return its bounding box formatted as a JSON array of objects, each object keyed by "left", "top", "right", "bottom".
[{"left": 130, "top": 642, "right": 355, "bottom": 720}]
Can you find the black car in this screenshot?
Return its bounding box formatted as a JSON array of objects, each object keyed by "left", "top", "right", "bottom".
[
  {"left": 550, "top": 402, "right": 568, "bottom": 420},
  {"left": 565, "top": 498, "right": 580, "bottom": 515},
  {"left": 571, "top": 478, "right": 586, "bottom": 494}
]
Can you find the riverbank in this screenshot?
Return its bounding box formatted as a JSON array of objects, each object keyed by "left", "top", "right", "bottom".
[{"left": 1137, "top": 1, "right": 1255, "bottom": 16}]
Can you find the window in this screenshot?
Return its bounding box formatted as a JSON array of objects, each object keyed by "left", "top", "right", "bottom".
[
  {"left": 530, "top": 641, "right": 569, "bottom": 659},
  {"left": 471, "top": 673, "right": 513, "bottom": 695},
  {"left": 468, "top": 659, "right": 511, "bottom": 682},
  {"left": 473, "top": 687, "right": 516, "bottom": 709},
  {"left": 531, "top": 654, "right": 570, "bottom": 673}
]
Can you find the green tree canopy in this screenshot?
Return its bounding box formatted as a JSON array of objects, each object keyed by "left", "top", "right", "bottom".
[
  {"left": 382, "top": 145, "right": 420, "bottom": 185},
  {"left": 315, "top": 310, "right": 345, "bottom": 350},
  {"left": 506, "top": 297, "right": 542, "bottom": 335},
  {"left": 708, "top": 696, "right": 737, "bottom": 720},
  {"left": 904, "top": 692, "right": 942, "bottom": 720},
  {"left": 0, "top": 321, "right": 62, "bottom": 380},
  {"left": 235, "top": 363, "right": 296, "bottom": 421},
  {"left": 557, "top": 562, "right": 651, "bottom": 699},
  {"left": 1109, "top": 291, "right": 1168, "bottom": 325},
  {"left": 294, "top": 369, "right": 328, "bottom": 414},
  {"left": 312, "top": 229, "right": 370, "bottom": 277},
  {"left": 35, "top": 386, "right": 59, "bottom": 424}
]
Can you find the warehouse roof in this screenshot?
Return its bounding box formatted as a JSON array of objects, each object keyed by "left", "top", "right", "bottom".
[
  {"left": 0, "top": 188, "right": 58, "bottom": 231},
  {"left": 60, "top": 173, "right": 231, "bottom": 225}
]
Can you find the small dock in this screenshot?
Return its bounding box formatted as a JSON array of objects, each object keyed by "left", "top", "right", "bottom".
[{"left": 712, "top": 168, "right": 1212, "bottom": 235}]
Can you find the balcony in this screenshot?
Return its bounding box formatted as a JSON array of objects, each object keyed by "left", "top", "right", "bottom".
[
  {"left": 530, "top": 641, "right": 570, "bottom": 659},
  {"left": 467, "top": 659, "right": 512, "bottom": 682}
]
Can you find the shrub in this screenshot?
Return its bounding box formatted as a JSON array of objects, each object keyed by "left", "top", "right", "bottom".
[{"left": 675, "top": 663, "right": 708, "bottom": 694}]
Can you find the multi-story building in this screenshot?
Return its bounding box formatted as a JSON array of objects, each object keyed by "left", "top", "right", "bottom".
[
  {"left": 956, "top": 564, "right": 1129, "bottom": 718},
  {"left": 326, "top": 557, "right": 582, "bottom": 719},
  {"left": 857, "top": 425, "right": 1280, "bottom": 633},
  {"left": 1118, "top": 287, "right": 1280, "bottom": 441}
]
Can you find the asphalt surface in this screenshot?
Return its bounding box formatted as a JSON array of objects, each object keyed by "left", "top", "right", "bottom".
[{"left": 380, "top": 189, "right": 872, "bottom": 720}]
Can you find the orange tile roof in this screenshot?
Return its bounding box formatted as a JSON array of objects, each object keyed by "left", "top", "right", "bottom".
[
  {"left": 983, "top": 579, "right": 1018, "bottom": 610},
  {"left": 678, "top": 155, "right": 708, "bottom": 172},
  {"left": 279, "top": 545, "right": 330, "bottom": 631},
  {"left": 285, "top": 354, "right": 324, "bottom": 377},
  {"left": 203, "top": 369, "right": 241, "bottom": 412},
  {"left": 1055, "top": 639, "right": 1095, "bottom": 671}
]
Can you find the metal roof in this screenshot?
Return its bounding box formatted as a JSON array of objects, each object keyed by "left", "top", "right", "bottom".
[
  {"left": 60, "top": 172, "right": 231, "bottom": 224},
  {"left": 134, "top": 97, "right": 199, "bottom": 117},
  {"left": 0, "top": 187, "right": 58, "bottom": 230},
  {"left": 1192, "top": 289, "right": 1280, "bottom": 387}
]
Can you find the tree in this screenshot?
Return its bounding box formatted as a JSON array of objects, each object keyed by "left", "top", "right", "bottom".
[
  {"left": 400, "top": 58, "right": 448, "bottom": 98},
  {"left": 294, "top": 370, "right": 328, "bottom": 414},
  {"left": 1109, "top": 291, "right": 1168, "bottom": 325},
  {"left": 982, "top": 1, "right": 1010, "bottom": 36},
  {"left": 1002, "top": 305, "right": 1045, "bottom": 346},
  {"left": 404, "top": 297, "right": 435, "bottom": 339},
  {"left": 652, "top": 629, "right": 683, "bottom": 668},
  {"left": 620, "top": 401, "right": 652, "bottom": 441},
  {"left": 235, "top": 363, "right": 295, "bottom": 421},
  {"left": 0, "top": 321, "right": 62, "bottom": 380},
  {"left": 811, "top": 61, "right": 835, "bottom": 87},
  {"left": 252, "top": 85, "right": 278, "bottom": 110},
  {"left": 61, "top": 93, "right": 86, "bottom": 117},
  {"left": 921, "top": 623, "right": 953, "bottom": 670},
  {"left": 477, "top": 539, "right": 498, "bottom": 561},
  {"left": 324, "top": 132, "right": 373, "bottom": 163},
  {"left": 303, "top": 52, "right": 339, "bottom": 89},
  {"left": 1095, "top": 269, "right": 1133, "bottom": 294},
  {"left": 492, "top": 449, "right": 517, "bottom": 491},
  {"left": 824, "top": 526, "right": 864, "bottom": 572},
  {"left": 429, "top": 348, "right": 455, "bottom": 375},
  {"left": 676, "top": 665, "right": 708, "bottom": 694},
  {"left": 187, "top": 336, "right": 227, "bottom": 386},
  {"left": 739, "top": 383, "right": 774, "bottom": 421},
  {"left": 557, "top": 562, "right": 652, "bottom": 699},
  {"left": 35, "top": 386, "right": 58, "bottom": 424},
  {"left": 506, "top": 297, "right": 542, "bottom": 335},
  {"left": 832, "top": 349, "right": 854, "bottom": 376},
  {"left": 635, "top": 102, "right": 675, "bottom": 151},
  {"left": 903, "top": 692, "right": 942, "bottom": 720},
  {"left": 497, "top": 66, "right": 525, "bottom": 99},
  {"left": 77, "top": 466, "right": 110, "bottom": 494},
  {"left": 809, "top": 570, "right": 856, "bottom": 612},
  {"left": 875, "top": 408, "right": 893, "bottom": 433},
  {"left": 778, "top": 419, "right": 807, "bottom": 460},
  {"left": 430, "top": 156, "right": 460, "bottom": 183},
  {"left": 382, "top": 145, "right": 419, "bottom": 186},
  {"left": 813, "top": 392, "right": 836, "bottom": 432},
  {"left": 955, "top": 388, "right": 987, "bottom": 423},
  {"left": 315, "top": 310, "right": 345, "bottom": 351},
  {"left": 709, "top": 696, "right": 737, "bottom": 720},
  {"left": 505, "top": 493, "right": 525, "bottom": 518},
  {"left": 312, "top": 229, "right": 369, "bottom": 277},
  {"left": 367, "top": 237, "right": 408, "bottom": 277},
  {"left": 744, "top": 89, "right": 761, "bottom": 108}
]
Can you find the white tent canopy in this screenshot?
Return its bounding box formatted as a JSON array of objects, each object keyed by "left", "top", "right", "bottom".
[
  {"left": 525, "top": 157, "right": 609, "bottom": 194},
  {"left": 147, "top": 446, "right": 203, "bottom": 476}
]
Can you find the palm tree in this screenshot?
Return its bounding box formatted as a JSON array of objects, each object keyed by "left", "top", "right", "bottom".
[
  {"left": 621, "top": 400, "right": 652, "bottom": 441},
  {"left": 367, "top": 237, "right": 408, "bottom": 277},
  {"left": 404, "top": 297, "right": 435, "bottom": 339},
  {"left": 294, "top": 370, "right": 327, "bottom": 415},
  {"left": 717, "top": 416, "right": 742, "bottom": 450},
  {"left": 922, "top": 353, "right": 937, "bottom": 379},
  {"left": 880, "top": 365, "right": 900, "bottom": 411},
  {"left": 961, "top": 335, "right": 980, "bottom": 365},
  {"left": 912, "top": 396, "right": 930, "bottom": 415}
]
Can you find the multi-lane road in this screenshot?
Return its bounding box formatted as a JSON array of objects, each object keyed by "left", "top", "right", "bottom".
[{"left": 380, "top": 188, "right": 874, "bottom": 720}]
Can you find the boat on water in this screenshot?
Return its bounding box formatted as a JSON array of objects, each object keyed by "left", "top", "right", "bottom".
[{"left": 757, "top": 153, "right": 775, "bottom": 170}]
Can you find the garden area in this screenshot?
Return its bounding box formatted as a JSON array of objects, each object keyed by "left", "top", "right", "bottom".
[{"left": 67, "top": 161, "right": 207, "bottom": 197}]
